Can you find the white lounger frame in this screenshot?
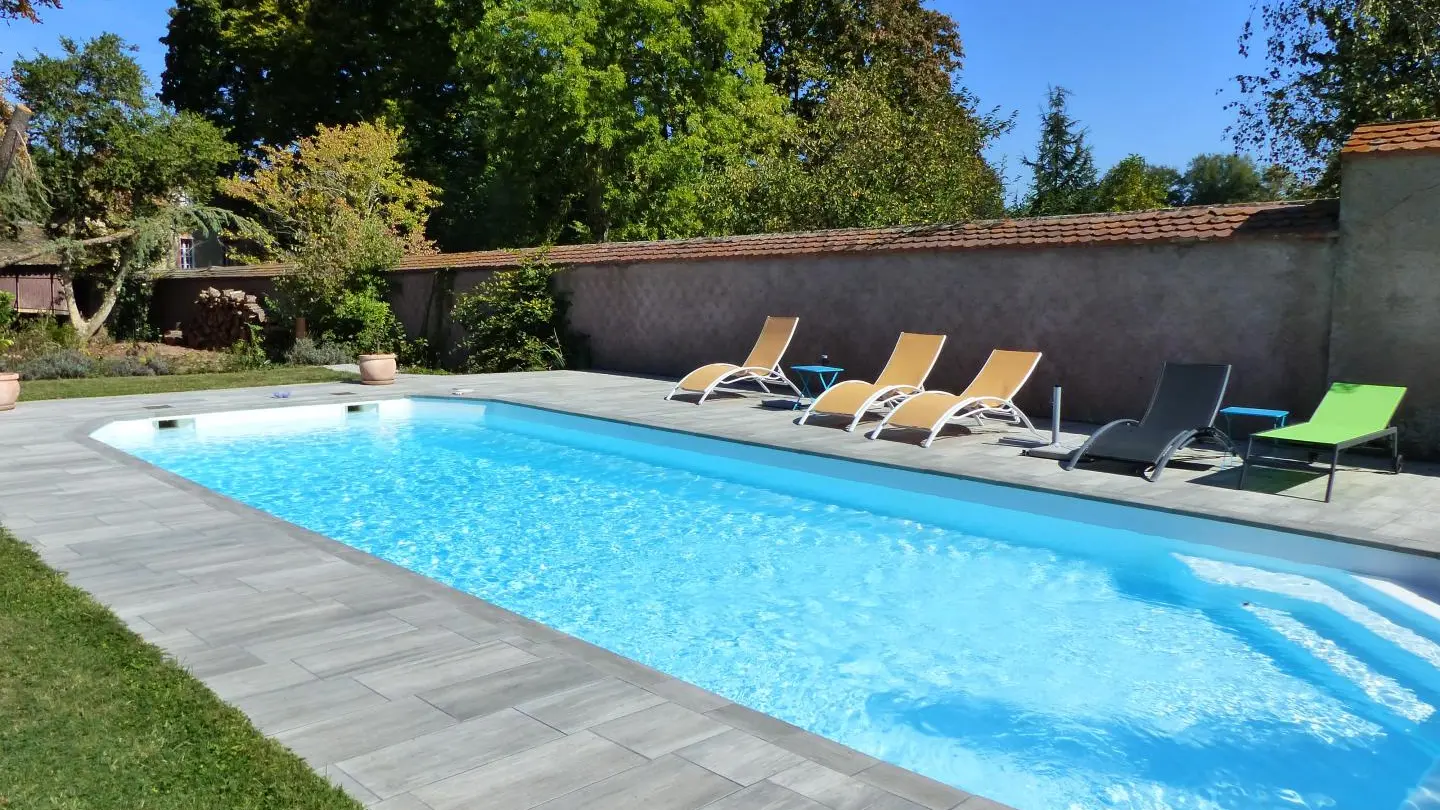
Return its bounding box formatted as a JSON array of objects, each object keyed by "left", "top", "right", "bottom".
[
  {"left": 869, "top": 395, "right": 1042, "bottom": 447},
  {"left": 797, "top": 382, "right": 926, "bottom": 432},
  {"left": 664, "top": 363, "right": 803, "bottom": 405}
]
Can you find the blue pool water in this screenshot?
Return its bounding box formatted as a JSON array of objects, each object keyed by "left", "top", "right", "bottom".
[{"left": 97, "top": 399, "right": 1440, "bottom": 810}]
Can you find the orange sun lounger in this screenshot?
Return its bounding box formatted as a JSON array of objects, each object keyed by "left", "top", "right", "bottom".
[{"left": 665, "top": 316, "right": 801, "bottom": 404}]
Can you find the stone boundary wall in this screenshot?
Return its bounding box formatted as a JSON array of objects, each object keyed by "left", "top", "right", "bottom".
[{"left": 148, "top": 123, "right": 1440, "bottom": 455}]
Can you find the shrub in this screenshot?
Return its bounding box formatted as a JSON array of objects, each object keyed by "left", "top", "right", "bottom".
[
  {"left": 327, "top": 290, "right": 407, "bottom": 356},
  {"left": 100, "top": 355, "right": 161, "bottom": 377},
  {"left": 0, "top": 291, "right": 15, "bottom": 333},
  {"left": 8, "top": 315, "right": 82, "bottom": 358},
  {"left": 284, "top": 337, "right": 355, "bottom": 366},
  {"left": 222, "top": 325, "right": 270, "bottom": 371},
  {"left": 16, "top": 350, "right": 96, "bottom": 380},
  {"left": 451, "top": 251, "right": 585, "bottom": 373}
]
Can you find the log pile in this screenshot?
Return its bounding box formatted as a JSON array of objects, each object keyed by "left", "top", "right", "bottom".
[{"left": 185, "top": 287, "right": 267, "bottom": 349}]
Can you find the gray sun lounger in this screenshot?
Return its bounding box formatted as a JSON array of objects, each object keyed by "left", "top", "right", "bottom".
[{"left": 1063, "top": 362, "right": 1237, "bottom": 482}]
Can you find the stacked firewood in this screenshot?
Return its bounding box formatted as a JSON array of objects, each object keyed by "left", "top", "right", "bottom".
[{"left": 185, "top": 287, "right": 267, "bottom": 349}]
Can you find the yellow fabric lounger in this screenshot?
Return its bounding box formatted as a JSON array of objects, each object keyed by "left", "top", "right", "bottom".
[
  {"left": 868, "top": 349, "right": 1043, "bottom": 447},
  {"left": 665, "top": 316, "right": 802, "bottom": 404},
  {"left": 797, "top": 332, "right": 947, "bottom": 431}
]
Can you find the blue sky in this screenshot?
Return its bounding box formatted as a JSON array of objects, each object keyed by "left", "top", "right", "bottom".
[{"left": 0, "top": 0, "right": 1259, "bottom": 198}]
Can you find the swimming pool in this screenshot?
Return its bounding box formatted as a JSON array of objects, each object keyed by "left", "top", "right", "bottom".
[{"left": 94, "top": 398, "right": 1440, "bottom": 810}]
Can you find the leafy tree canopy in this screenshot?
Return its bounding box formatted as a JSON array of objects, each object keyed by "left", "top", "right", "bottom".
[
  {"left": 760, "top": 0, "right": 967, "bottom": 119},
  {"left": 709, "top": 71, "right": 1005, "bottom": 232},
  {"left": 449, "top": 0, "right": 790, "bottom": 244},
  {"left": 1022, "top": 87, "right": 1097, "bottom": 216},
  {"left": 1094, "top": 155, "right": 1174, "bottom": 213},
  {"left": 1173, "top": 153, "right": 1267, "bottom": 205},
  {"left": 1233, "top": 0, "right": 1440, "bottom": 191},
  {"left": 9, "top": 34, "right": 238, "bottom": 338},
  {"left": 163, "top": 0, "right": 1007, "bottom": 249},
  {"left": 1, "top": 0, "right": 59, "bottom": 22},
  {"left": 221, "top": 121, "right": 439, "bottom": 333}
]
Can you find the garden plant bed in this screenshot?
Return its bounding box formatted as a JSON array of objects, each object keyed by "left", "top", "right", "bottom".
[
  {"left": 0, "top": 529, "right": 360, "bottom": 810},
  {"left": 18, "top": 367, "right": 358, "bottom": 401}
]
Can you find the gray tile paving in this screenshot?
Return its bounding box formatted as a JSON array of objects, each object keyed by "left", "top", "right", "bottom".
[
  {"left": 275, "top": 695, "right": 458, "bottom": 766},
  {"left": 705, "top": 782, "right": 830, "bottom": 810},
  {"left": 675, "top": 728, "right": 808, "bottom": 785},
  {"left": 419, "top": 656, "right": 607, "bottom": 721},
  {"left": 768, "top": 761, "right": 892, "bottom": 810},
  {"left": 515, "top": 676, "right": 667, "bottom": 733},
  {"left": 335, "top": 708, "right": 562, "bottom": 799},
  {"left": 411, "top": 731, "right": 646, "bottom": 810},
  {"left": 13, "top": 369, "right": 1439, "bottom": 809},
  {"left": 530, "top": 754, "right": 739, "bottom": 810},
  {"left": 594, "top": 701, "right": 731, "bottom": 758}
]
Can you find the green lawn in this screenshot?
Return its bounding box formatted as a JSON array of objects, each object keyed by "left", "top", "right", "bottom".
[
  {"left": 0, "top": 529, "right": 361, "bottom": 810},
  {"left": 18, "top": 367, "right": 359, "bottom": 401}
]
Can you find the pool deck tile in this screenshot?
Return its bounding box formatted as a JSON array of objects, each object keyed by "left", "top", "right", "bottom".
[{"left": 12, "top": 368, "right": 1440, "bottom": 809}]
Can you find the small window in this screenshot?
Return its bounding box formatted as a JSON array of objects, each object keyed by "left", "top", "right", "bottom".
[{"left": 178, "top": 237, "right": 195, "bottom": 270}]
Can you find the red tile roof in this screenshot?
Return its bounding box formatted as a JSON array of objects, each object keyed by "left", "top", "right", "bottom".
[
  {"left": 1342, "top": 120, "right": 1440, "bottom": 155},
  {"left": 163, "top": 200, "right": 1339, "bottom": 279}
]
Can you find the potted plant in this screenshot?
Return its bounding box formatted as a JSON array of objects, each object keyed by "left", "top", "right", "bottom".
[
  {"left": 0, "top": 336, "right": 16, "bottom": 411},
  {"left": 358, "top": 351, "right": 396, "bottom": 385},
  {"left": 353, "top": 319, "right": 399, "bottom": 386}
]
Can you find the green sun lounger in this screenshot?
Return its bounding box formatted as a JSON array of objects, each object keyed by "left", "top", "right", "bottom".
[{"left": 1237, "top": 382, "right": 1406, "bottom": 502}]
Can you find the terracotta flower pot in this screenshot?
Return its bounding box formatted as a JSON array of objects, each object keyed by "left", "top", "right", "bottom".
[
  {"left": 358, "top": 353, "right": 397, "bottom": 386},
  {"left": 0, "top": 372, "right": 17, "bottom": 412}
]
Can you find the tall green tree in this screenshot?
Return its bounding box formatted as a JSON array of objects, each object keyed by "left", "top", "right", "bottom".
[
  {"left": 1094, "top": 155, "right": 1175, "bottom": 212},
  {"left": 1173, "top": 153, "right": 1268, "bottom": 205},
  {"left": 1023, "top": 87, "right": 1097, "bottom": 216},
  {"left": 1233, "top": 0, "right": 1440, "bottom": 190},
  {"left": 161, "top": 0, "right": 480, "bottom": 244},
  {"left": 8, "top": 35, "right": 238, "bottom": 339},
  {"left": 708, "top": 71, "right": 1004, "bottom": 232},
  {"left": 451, "top": 0, "right": 790, "bottom": 244},
  {"left": 760, "top": 0, "right": 966, "bottom": 119}
]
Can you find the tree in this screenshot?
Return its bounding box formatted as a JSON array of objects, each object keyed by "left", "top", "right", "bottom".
[
  {"left": 162, "top": 0, "right": 480, "bottom": 244},
  {"left": 1173, "top": 153, "right": 1268, "bottom": 205},
  {"left": 709, "top": 71, "right": 1005, "bottom": 232},
  {"left": 1233, "top": 0, "right": 1440, "bottom": 191},
  {"left": 8, "top": 35, "right": 238, "bottom": 339},
  {"left": 220, "top": 121, "right": 438, "bottom": 342},
  {"left": 451, "top": 0, "right": 790, "bottom": 244},
  {"left": 1094, "top": 155, "right": 1175, "bottom": 212},
  {"left": 1023, "top": 87, "right": 1098, "bottom": 216},
  {"left": 760, "top": 0, "right": 966, "bottom": 120},
  {"left": 1, "top": 0, "right": 60, "bottom": 22}
]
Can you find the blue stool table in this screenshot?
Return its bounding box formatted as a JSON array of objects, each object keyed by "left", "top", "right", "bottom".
[
  {"left": 1220, "top": 406, "right": 1290, "bottom": 435},
  {"left": 790, "top": 365, "right": 843, "bottom": 409}
]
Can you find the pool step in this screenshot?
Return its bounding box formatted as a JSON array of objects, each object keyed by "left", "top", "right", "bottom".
[{"left": 1399, "top": 758, "right": 1440, "bottom": 809}]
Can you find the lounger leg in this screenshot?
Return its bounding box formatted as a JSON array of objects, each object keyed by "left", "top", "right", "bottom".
[
  {"left": 755, "top": 379, "right": 772, "bottom": 394},
  {"left": 1237, "top": 437, "right": 1254, "bottom": 490},
  {"left": 664, "top": 383, "right": 679, "bottom": 401},
  {"left": 1325, "top": 446, "right": 1339, "bottom": 503},
  {"left": 1392, "top": 431, "right": 1403, "bottom": 474}
]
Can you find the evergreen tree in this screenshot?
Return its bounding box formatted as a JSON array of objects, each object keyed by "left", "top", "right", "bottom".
[{"left": 1022, "top": 87, "right": 1097, "bottom": 217}]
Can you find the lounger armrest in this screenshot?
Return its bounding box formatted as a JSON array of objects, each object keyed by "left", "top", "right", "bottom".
[{"left": 1063, "top": 418, "right": 1139, "bottom": 470}]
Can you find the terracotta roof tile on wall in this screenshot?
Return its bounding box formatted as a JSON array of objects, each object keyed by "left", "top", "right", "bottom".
[
  {"left": 1342, "top": 120, "right": 1440, "bottom": 155},
  {"left": 163, "top": 200, "right": 1339, "bottom": 279}
]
